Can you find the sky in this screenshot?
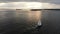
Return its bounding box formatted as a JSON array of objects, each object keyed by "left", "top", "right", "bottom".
[
  {"left": 0, "top": 2, "right": 42, "bottom": 9},
  {"left": 0, "top": 0, "right": 60, "bottom": 9}
]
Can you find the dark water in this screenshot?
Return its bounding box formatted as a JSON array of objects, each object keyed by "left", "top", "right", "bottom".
[
  {"left": 0, "top": 10, "right": 41, "bottom": 34},
  {"left": 41, "top": 9, "right": 60, "bottom": 34},
  {"left": 0, "top": 9, "right": 60, "bottom": 34}
]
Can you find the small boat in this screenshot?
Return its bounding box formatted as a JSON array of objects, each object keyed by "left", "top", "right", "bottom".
[
  {"left": 37, "top": 20, "right": 41, "bottom": 26},
  {"left": 35, "top": 20, "right": 42, "bottom": 31}
]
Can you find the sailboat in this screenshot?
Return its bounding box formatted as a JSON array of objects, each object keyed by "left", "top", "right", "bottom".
[
  {"left": 37, "top": 20, "right": 41, "bottom": 26},
  {"left": 35, "top": 20, "right": 42, "bottom": 31}
]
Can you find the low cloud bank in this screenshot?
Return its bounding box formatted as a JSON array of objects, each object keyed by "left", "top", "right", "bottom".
[{"left": 0, "top": 2, "right": 60, "bottom": 9}]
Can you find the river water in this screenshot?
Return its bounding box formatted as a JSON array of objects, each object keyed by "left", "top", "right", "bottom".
[
  {"left": 0, "top": 9, "right": 41, "bottom": 34},
  {"left": 0, "top": 9, "right": 60, "bottom": 34}
]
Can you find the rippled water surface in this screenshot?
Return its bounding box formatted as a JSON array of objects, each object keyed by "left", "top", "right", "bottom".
[
  {"left": 1, "top": 9, "right": 60, "bottom": 34},
  {"left": 0, "top": 9, "right": 41, "bottom": 34}
]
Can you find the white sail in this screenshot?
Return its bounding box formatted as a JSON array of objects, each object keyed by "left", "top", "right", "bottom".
[{"left": 37, "top": 20, "right": 41, "bottom": 26}]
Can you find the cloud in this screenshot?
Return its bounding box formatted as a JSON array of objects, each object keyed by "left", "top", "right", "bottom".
[
  {"left": 0, "top": 0, "right": 60, "bottom": 4},
  {"left": 40, "top": 0, "right": 60, "bottom": 4},
  {"left": 42, "top": 3, "right": 60, "bottom": 9},
  {"left": 0, "top": 2, "right": 60, "bottom": 9},
  {"left": 0, "top": 2, "right": 42, "bottom": 9},
  {"left": 0, "top": 0, "right": 40, "bottom": 2}
]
